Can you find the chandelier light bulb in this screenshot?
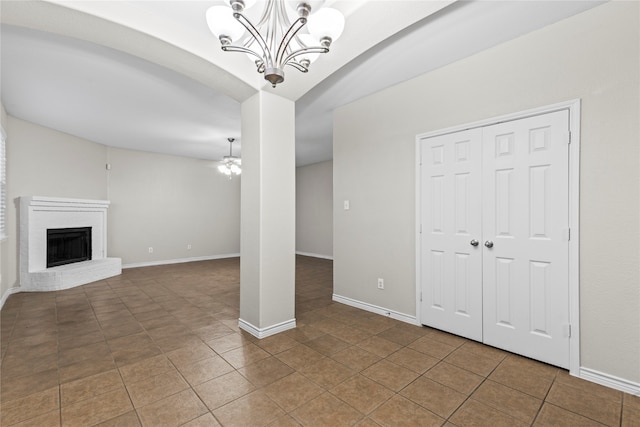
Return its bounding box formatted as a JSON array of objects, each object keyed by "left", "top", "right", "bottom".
[
  {"left": 307, "top": 8, "right": 345, "bottom": 44},
  {"left": 206, "top": 6, "right": 245, "bottom": 42}
]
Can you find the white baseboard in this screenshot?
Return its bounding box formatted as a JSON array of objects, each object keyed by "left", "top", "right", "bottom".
[
  {"left": 238, "top": 318, "right": 297, "bottom": 339},
  {"left": 579, "top": 367, "right": 640, "bottom": 396},
  {"left": 125, "top": 253, "right": 330, "bottom": 269},
  {"left": 295, "top": 251, "right": 333, "bottom": 260},
  {"left": 332, "top": 293, "right": 419, "bottom": 326},
  {"left": 0, "top": 286, "right": 21, "bottom": 310},
  {"left": 122, "top": 253, "right": 240, "bottom": 269}
]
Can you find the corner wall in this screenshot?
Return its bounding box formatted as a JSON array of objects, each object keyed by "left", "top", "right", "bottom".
[
  {"left": 333, "top": 1, "right": 639, "bottom": 384},
  {"left": 4, "top": 117, "right": 240, "bottom": 293},
  {"left": 296, "top": 160, "right": 333, "bottom": 259}
]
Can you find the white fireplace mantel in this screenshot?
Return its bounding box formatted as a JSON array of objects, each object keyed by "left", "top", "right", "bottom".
[{"left": 19, "top": 196, "right": 122, "bottom": 291}]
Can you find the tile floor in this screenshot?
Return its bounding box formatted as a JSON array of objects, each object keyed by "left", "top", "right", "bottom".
[{"left": 1, "top": 256, "right": 638, "bottom": 426}]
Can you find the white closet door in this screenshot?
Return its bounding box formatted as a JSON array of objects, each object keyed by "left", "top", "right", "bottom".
[
  {"left": 481, "top": 110, "right": 570, "bottom": 368},
  {"left": 420, "top": 129, "right": 483, "bottom": 341}
]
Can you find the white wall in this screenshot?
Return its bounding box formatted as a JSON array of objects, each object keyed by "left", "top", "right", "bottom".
[
  {"left": 3, "top": 117, "right": 240, "bottom": 293},
  {"left": 296, "top": 160, "right": 333, "bottom": 259},
  {"left": 333, "top": 1, "right": 639, "bottom": 384}
]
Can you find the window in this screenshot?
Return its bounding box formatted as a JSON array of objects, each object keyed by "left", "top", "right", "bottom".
[{"left": 1, "top": 126, "right": 6, "bottom": 240}]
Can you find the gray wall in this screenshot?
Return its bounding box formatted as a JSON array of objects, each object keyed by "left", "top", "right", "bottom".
[
  {"left": 107, "top": 147, "right": 240, "bottom": 266},
  {"left": 333, "top": 2, "right": 639, "bottom": 383},
  {"left": 296, "top": 160, "right": 333, "bottom": 259},
  {"left": 3, "top": 117, "right": 240, "bottom": 292}
]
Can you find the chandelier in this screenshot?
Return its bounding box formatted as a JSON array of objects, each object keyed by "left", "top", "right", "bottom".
[
  {"left": 218, "top": 138, "right": 242, "bottom": 178},
  {"left": 206, "top": 0, "right": 345, "bottom": 87}
]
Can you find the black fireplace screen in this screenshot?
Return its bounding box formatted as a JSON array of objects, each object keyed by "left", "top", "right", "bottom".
[{"left": 47, "top": 227, "right": 92, "bottom": 268}]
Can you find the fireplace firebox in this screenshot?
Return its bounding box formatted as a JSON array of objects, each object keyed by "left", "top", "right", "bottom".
[{"left": 47, "top": 227, "right": 92, "bottom": 268}]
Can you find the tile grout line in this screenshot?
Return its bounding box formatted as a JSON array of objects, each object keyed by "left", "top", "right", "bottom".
[
  {"left": 529, "top": 367, "right": 561, "bottom": 426},
  {"left": 3, "top": 258, "right": 637, "bottom": 427}
]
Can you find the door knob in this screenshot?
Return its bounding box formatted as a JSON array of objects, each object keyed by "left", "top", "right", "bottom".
[
  {"left": 484, "top": 240, "right": 494, "bottom": 248},
  {"left": 470, "top": 239, "right": 479, "bottom": 247}
]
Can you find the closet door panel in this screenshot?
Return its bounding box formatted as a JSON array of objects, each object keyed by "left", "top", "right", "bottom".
[
  {"left": 482, "top": 110, "right": 570, "bottom": 369},
  {"left": 420, "top": 129, "right": 483, "bottom": 341}
]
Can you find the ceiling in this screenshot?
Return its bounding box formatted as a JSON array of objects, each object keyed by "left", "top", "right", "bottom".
[{"left": 0, "top": 1, "right": 604, "bottom": 166}]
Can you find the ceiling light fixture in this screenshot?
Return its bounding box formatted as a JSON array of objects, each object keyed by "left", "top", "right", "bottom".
[
  {"left": 206, "top": 0, "right": 345, "bottom": 88},
  {"left": 218, "top": 138, "right": 241, "bottom": 178}
]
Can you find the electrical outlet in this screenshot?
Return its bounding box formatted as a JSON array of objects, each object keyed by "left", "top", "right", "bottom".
[
  {"left": 377, "top": 278, "right": 384, "bottom": 289},
  {"left": 148, "top": 247, "right": 153, "bottom": 254},
  {"left": 187, "top": 244, "right": 192, "bottom": 250}
]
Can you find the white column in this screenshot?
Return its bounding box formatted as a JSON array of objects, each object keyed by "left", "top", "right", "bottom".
[{"left": 239, "top": 91, "right": 296, "bottom": 338}]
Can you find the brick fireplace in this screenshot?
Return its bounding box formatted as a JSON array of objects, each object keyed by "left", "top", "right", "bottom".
[{"left": 19, "top": 196, "right": 121, "bottom": 291}]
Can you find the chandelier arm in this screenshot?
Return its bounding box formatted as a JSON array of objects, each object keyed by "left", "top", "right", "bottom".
[
  {"left": 265, "top": 12, "right": 277, "bottom": 58},
  {"left": 269, "top": 0, "right": 286, "bottom": 61},
  {"left": 233, "top": 12, "right": 274, "bottom": 66},
  {"left": 221, "top": 44, "right": 263, "bottom": 62},
  {"left": 286, "top": 61, "right": 309, "bottom": 73},
  {"left": 282, "top": 46, "right": 329, "bottom": 68},
  {"left": 276, "top": 1, "right": 295, "bottom": 59},
  {"left": 275, "top": 17, "right": 307, "bottom": 67}
]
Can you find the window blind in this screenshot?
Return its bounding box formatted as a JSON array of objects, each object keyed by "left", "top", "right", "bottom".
[{"left": 0, "top": 127, "right": 6, "bottom": 240}]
